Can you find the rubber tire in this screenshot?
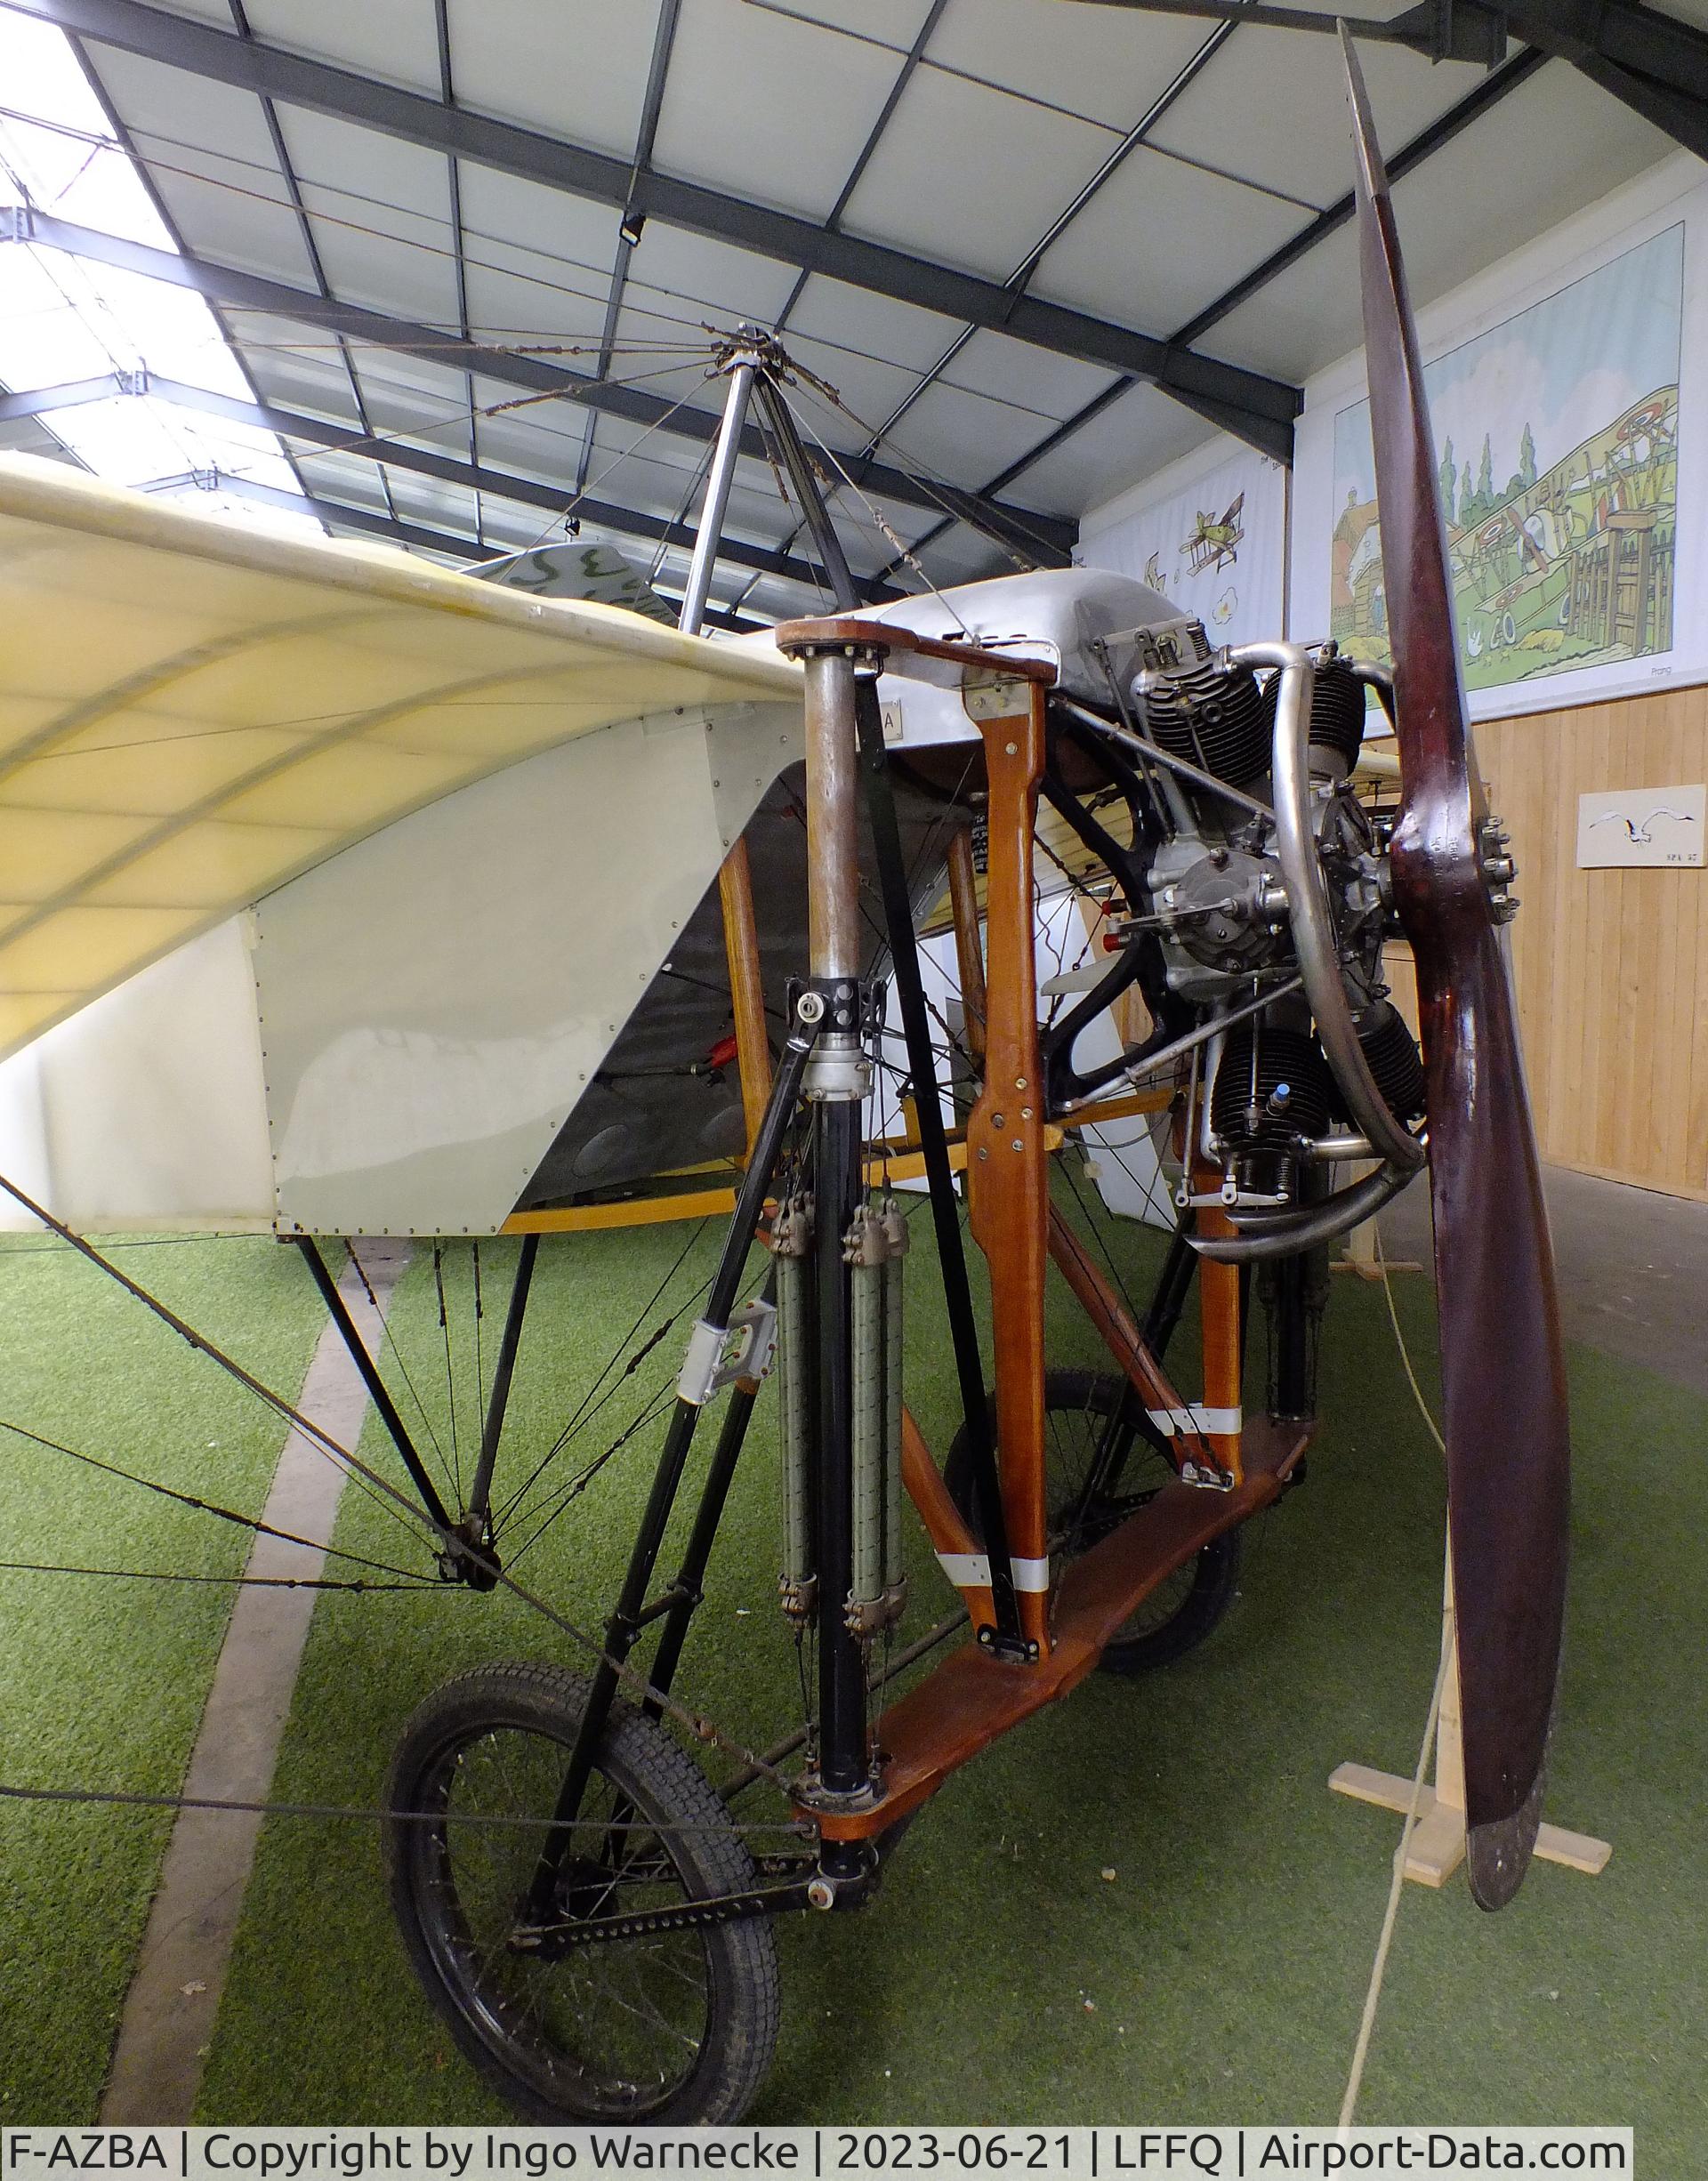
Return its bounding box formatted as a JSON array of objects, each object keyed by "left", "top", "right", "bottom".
[
  {"left": 944, "top": 1366, "right": 1242, "bottom": 1676},
  {"left": 385, "top": 1661, "right": 779, "bottom": 2125}
]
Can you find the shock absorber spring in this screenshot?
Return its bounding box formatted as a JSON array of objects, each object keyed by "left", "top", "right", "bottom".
[
  {"left": 880, "top": 1198, "right": 909, "bottom": 1628},
  {"left": 844, "top": 1198, "right": 910, "bottom": 1639},
  {"left": 773, "top": 1194, "right": 816, "bottom": 1626},
  {"left": 846, "top": 1204, "right": 888, "bottom": 1636}
]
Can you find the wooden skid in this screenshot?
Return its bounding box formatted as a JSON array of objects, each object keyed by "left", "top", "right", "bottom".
[{"left": 810, "top": 1419, "right": 1310, "bottom": 1841}]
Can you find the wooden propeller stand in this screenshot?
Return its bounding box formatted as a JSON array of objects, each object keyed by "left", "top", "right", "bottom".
[{"left": 1330, "top": 1562, "right": 1612, "bottom": 1887}]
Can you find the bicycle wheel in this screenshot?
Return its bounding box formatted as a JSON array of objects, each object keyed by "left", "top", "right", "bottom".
[
  {"left": 944, "top": 1367, "right": 1242, "bottom": 1674},
  {"left": 385, "top": 1661, "right": 779, "bottom": 2123}
]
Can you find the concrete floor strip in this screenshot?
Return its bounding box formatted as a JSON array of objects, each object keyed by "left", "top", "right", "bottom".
[{"left": 99, "top": 1240, "right": 411, "bottom": 2125}]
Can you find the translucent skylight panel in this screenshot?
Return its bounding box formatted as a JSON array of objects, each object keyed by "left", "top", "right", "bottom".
[
  {"left": 51, "top": 391, "right": 201, "bottom": 485},
  {"left": 0, "top": 10, "right": 302, "bottom": 522},
  {"left": 0, "top": 242, "right": 115, "bottom": 388},
  {"left": 152, "top": 475, "right": 325, "bottom": 540}
]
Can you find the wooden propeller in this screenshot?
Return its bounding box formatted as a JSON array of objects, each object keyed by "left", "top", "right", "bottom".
[{"left": 1341, "top": 23, "right": 1571, "bottom": 1909}]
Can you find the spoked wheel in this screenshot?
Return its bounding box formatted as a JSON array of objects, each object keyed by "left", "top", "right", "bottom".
[
  {"left": 385, "top": 1662, "right": 779, "bottom": 2124},
  {"left": 944, "top": 1368, "right": 1242, "bottom": 1674}
]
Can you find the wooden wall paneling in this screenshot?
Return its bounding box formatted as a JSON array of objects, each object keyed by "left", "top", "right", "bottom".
[{"left": 1373, "top": 683, "right": 1708, "bottom": 1200}]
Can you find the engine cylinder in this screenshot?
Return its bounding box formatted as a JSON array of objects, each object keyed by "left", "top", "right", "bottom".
[
  {"left": 1140, "top": 656, "right": 1269, "bottom": 786},
  {"left": 1357, "top": 1001, "right": 1428, "bottom": 1123},
  {"left": 1212, "top": 1022, "right": 1333, "bottom": 1198},
  {"left": 1258, "top": 653, "right": 1367, "bottom": 773}
]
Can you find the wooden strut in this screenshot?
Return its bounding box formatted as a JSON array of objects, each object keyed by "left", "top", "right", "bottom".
[
  {"left": 945, "top": 824, "right": 987, "bottom": 1059},
  {"left": 718, "top": 838, "right": 773, "bottom": 1158},
  {"left": 963, "top": 679, "right": 1053, "bottom": 1657},
  {"left": 761, "top": 612, "right": 1311, "bottom": 1845}
]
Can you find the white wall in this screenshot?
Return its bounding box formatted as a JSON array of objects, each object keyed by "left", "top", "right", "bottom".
[{"left": 1076, "top": 431, "right": 1290, "bottom": 651}]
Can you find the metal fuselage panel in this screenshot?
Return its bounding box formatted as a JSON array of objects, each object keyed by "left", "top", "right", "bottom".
[{"left": 253, "top": 699, "right": 803, "bottom": 1236}]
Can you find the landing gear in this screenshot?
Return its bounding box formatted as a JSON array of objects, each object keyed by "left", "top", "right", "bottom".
[
  {"left": 945, "top": 1368, "right": 1243, "bottom": 1673},
  {"left": 384, "top": 1662, "right": 779, "bottom": 2124}
]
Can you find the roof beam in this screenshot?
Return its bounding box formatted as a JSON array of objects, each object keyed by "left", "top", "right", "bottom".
[
  {"left": 574, "top": 0, "right": 681, "bottom": 497},
  {"left": 1171, "top": 44, "right": 1548, "bottom": 349},
  {"left": 873, "top": 38, "right": 1548, "bottom": 586},
  {"left": 153, "top": 375, "right": 904, "bottom": 598},
  {"left": 0, "top": 364, "right": 895, "bottom": 598},
  {"left": 0, "top": 374, "right": 126, "bottom": 422},
  {"left": 146, "top": 470, "right": 487, "bottom": 557},
  {"left": 1059, "top": 2, "right": 1507, "bottom": 64},
  {"left": 1503, "top": 4, "right": 1708, "bottom": 161},
  {"left": 2, "top": 205, "right": 1076, "bottom": 560},
  {"left": 13, "top": 0, "right": 1300, "bottom": 453},
  {"left": 1067, "top": 0, "right": 1708, "bottom": 162}
]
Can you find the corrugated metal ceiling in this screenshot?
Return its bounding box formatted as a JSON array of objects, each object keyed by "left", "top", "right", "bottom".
[{"left": 0, "top": 0, "right": 1680, "bottom": 624}]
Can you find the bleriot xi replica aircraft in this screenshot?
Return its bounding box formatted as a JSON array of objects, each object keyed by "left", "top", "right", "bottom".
[{"left": 0, "top": 34, "right": 1566, "bottom": 2125}]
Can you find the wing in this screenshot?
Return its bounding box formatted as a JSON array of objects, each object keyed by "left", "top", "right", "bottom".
[{"left": 0, "top": 454, "right": 799, "bottom": 1066}]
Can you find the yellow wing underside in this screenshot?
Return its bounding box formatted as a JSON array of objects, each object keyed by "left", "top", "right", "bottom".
[{"left": 0, "top": 455, "right": 800, "bottom": 1065}]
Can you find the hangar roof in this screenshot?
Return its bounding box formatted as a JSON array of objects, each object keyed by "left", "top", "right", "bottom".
[{"left": 0, "top": 0, "right": 1688, "bottom": 625}]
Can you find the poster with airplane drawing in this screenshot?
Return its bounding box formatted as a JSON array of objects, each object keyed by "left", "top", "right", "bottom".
[
  {"left": 1076, "top": 442, "right": 1286, "bottom": 653},
  {"left": 1333, "top": 225, "right": 1682, "bottom": 696}
]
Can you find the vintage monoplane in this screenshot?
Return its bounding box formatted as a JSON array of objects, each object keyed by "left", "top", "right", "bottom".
[{"left": 0, "top": 38, "right": 1567, "bottom": 2127}]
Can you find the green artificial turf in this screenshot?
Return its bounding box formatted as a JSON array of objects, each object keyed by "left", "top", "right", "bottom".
[
  {"left": 0, "top": 1231, "right": 329, "bottom": 2121},
  {"left": 197, "top": 1208, "right": 1706, "bottom": 2159},
  {"left": 3, "top": 1207, "right": 1704, "bottom": 2160}
]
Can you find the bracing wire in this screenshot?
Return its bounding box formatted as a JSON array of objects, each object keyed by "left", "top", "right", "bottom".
[
  {"left": 0, "top": 1414, "right": 435, "bottom": 1584},
  {"left": 490, "top": 1219, "right": 713, "bottom": 1533}
]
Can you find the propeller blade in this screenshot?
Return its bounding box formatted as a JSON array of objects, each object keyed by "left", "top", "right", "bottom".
[{"left": 1341, "top": 23, "right": 1571, "bottom": 1910}]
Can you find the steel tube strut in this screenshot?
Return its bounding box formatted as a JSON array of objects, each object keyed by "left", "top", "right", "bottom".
[
  {"left": 750, "top": 372, "right": 861, "bottom": 611},
  {"left": 678, "top": 358, "right": 757, "bottom": 637},
  {"left": 642, "top": 1268, "right": 781, "bottom": 1716},
  {"left": 534, "top": 1015, "right": 818, "bottom": 1870},
  {"left": 790, "top": 636, "right": 874, "bottom": 1799},
  {"left": 294, "top": 1236, "right": 454, "bottom": 1539},
  {"left": 812, "top": 1094, "right": 867, "bottom": 1795},
  {"left": 466, "top": 1232, "right": 538, "bottom": 1529}
]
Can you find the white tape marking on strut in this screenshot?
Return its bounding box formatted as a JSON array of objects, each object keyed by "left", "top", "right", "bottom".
[
  {"left": 1146, "top": 1404, "right": 1242, "bottom": 1437},
  {"left": 936, "top": 1551, "right": 1051, "bottom": 1592}
]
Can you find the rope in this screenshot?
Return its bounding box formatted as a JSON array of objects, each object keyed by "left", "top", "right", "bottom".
[
  {"left": 1338, "top": 1220, "right": 1452, "bottom": 2127},
  {"left": 1339, "top": 1646, "right": 1448, "bottom": 2128},
  {"left": 1375, "top": 1225, "right": 1446, "bottom": 1453}
]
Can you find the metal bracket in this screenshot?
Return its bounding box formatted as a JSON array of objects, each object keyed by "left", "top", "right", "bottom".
[
  {"left": 0, "top": 205, "right": 33, "bottom": 245},
  {"left": 676, "top": 1299, "right": 777, "bottom": 1406},
  {"left": 1393, "top": 0, "right": 1508, "bottom": 68},
  {"left": 963, "top": 673, "right": 1033, "bottom": 723}
]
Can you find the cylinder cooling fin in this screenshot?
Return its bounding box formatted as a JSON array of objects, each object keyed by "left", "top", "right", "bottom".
[
  {"left": 1212, "top": 1022, "right": 1334, "bottom": 1150},
  {"left": 1139, "top": 656, "right": 1269, "bottom": 786},
  {"left": 1259, "top": 653, "right": 1367, "bottom": 773},
  {"left": 1356, "top": 1001, "right": 1428, "bottom": 1123}
]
